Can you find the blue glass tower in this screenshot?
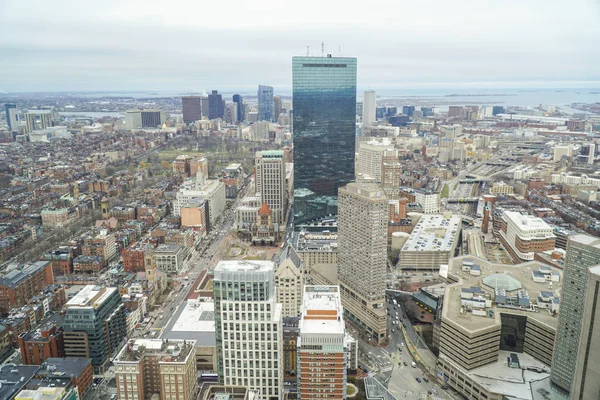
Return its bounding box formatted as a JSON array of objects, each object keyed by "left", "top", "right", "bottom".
[
  {"left": 232, "top": 94, "right": 244, "bottom": 122},
  {"left": 257, "top": 85, "right": 274, "bottom": 122},
  {"left": 292, "top": 56, "right": 357, "bottom": 228}
]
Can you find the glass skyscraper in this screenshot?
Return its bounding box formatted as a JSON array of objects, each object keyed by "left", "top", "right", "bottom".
[
  {"left": 257, "top": 85, "right": 274, "bottom": 122},
  {"left": 232, "top": 94, "right": 244, "bottom": 122},
  {"left": 292, "top": 56, "right": 357, "bottom": 228}
]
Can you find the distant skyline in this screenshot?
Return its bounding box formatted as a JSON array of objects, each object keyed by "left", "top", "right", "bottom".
[{"left": 1, "top": 0, "right": 599, "bottom": 92}]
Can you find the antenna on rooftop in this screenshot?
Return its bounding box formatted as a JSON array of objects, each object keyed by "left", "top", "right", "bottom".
[
  {"left": 306, "top": 45, "right": 309, "bottom": 57},
  {"left": 321, "top": 42, "right": 324, "bottom": 57}
]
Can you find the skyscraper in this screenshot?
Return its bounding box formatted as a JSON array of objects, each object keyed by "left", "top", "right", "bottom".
[
  {"left": 363, "top": 90, "right": 376, "bottom": 127},
  {"left": 232, "top": 94, "right": 244, "bottom": 122},
  {"left": 273, "top": 95, "right": 282, "bottom": 120},
  {"left": 4, "top": 103, "right": 16, "bottom": 131},
  {"left": 551, "top": 234, "right": 600, "bottom": 395},
  {"left": 337, "top": 183, "right": 388, "bottom": 343},
  {"left": 25, "top": 112, "right": 37, "bottom": 133},
  {"left": 297, "top": 285, "right": 347, "bottom": 399},
  {"left": 181, "top": 95, "right": 202, "bottom": 123},
  {"left": 292, "top": 56, "right": 357, "bottom": 228},
  {"left": 208, "top": 90, "right": 224, "bottom": 120},
  {"left": 213, "top": 260, "right": 283, "bottom": 400},
  {"left": 258, "top": 85, "right": 274, "bottom": 122},
  {"left": 571, "top": 265, "right": 600, "bottom": 399},
  {"left": 255, "top": 150, "right": 287, "bottom": 225}
]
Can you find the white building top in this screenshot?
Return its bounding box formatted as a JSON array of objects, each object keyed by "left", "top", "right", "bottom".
[
  {"left": 503, "top": 211, "right": 554, "bottom": 237},
  {"left": 402, "top": 214, "right": 461, "bottom": 252},
  {"left": 66, "top": 285, "right": 117, "bottom": 309},
  {"left": 300, "top": 286, "right": 344, "bottom": 335}
]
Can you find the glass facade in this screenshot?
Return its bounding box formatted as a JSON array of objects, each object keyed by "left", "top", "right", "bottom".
[
  {"left": 292, "top": 56, "right": 357, "bottom": 228},
  {"left": 551, "top": 235, "right": 600, "bottom": 395},
  {"left": 257, "top": 85, "right": 274, "bottom": 122},
  {"left": 232, "top": 94, "right": 244, "bottom": 122}
]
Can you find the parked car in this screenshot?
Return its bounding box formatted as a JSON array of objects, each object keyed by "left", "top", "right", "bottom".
[{"left": 415, "top": 377, "right": 421, "bottom": 383}]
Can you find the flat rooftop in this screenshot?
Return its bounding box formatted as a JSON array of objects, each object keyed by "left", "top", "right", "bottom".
[
  {"left": 0, "top": 365, "right": 39, "bottom": 400},
  {"left": 293, "top": 231, "right": 338, "bottom": 252},
  {"left": 301, "top": 286, "right": 344, "bottom": 335},
  {"left": 38, "top": 357, "right": 91, "bottom": 377},
  {"left": 66, "top": 285, "right": 117, "bottom": 308},
  {"left": 444, "top": 255, "right": 561, "bottom": 332},
  {"left": 503, "top": 211, "right": 554, "bottom": 234},
  {"left": 161, "top": 299, "right": 216, "bottom": 346},
  {"left": 214, "top": 260, "right": 274, "bottom": 274},
  {"left": 115, "top": 338, "right": 195, "bottom": 363},
  {"left": 440, "top": 350, "right": 550, "bottom": 400},
  {"left": 401, "top": 214, "right": 461, "bottom": 253}
]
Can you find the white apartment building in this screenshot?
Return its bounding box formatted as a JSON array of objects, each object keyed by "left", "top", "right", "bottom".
[
  {"left": 500, "top": 211, "right": 556, "bottom": 261},
  {"left": 255, "top": 150, "right": 287, "bottom": 226},
  {"left": 274, "top": 245, "right": 304, "bottom": 318},
  {"left": 173, "top": 174, "right": 226, "bottom": 226},
  {"left": 363, "top": 90, "right": 376, "bottom": 127},
  {"left": 415, "top": 191, "right": 441, "bottom": 214},
  {"left": 213, "top": 260, "right": 283, "bottom": 400},
  {"left": 297, "top": 285, "right": 347, "bottom": 400},
  {"left": 356, "top": 139, "right": 394, "bottom": 183},
  {"left": 490, "top": 181, "right": 514, "bottom": 195},
  {"left": 553, "top": 144, "right": 573, "bottom": 162}
]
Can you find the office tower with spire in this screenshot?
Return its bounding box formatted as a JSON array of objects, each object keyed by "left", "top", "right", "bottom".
[
  {"left": 337, "top": 182, "right": 388, "bottom": 343},
  {"left": 232, "top": 94, "right": 244, "bottom": 122},
  {"left": 213, "top": 260, "right": 283, "bottom": 400},
  {"left": 363, "top": 90, "right": 376, "bottom": 127},
  {"left": 551, "top": 234, "right": 600, "bottom": 395},
  {"left": 297, "top": 285, "right": 347, "bottom": 399},
  {"left": 181, "top": 95, "right": 202, "bottom": 123},
  {"left": 292, "top": 55, "right": 357, "bottom": 228},
  {"left": 258, "top": 85, "right": 274, "bottom": 122},
  {"left": 208, "top": 90, "right": 225, "bottom": 120}
]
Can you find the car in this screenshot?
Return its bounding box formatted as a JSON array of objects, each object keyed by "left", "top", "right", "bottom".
[
  {"left": 403, "top": 361, "right": 407, "bottom": 366},
  {"left": 415, "top": 377, "right": 421, "bottom": 383},
  {"left": 423, "top": 377, "right": 429, "bottom": 383},
  {"left": 401, "top": 342, "right": 404, "bottom": 347},
  {"left": 398, "top": 362, "right": 402, "bottom": 366}
]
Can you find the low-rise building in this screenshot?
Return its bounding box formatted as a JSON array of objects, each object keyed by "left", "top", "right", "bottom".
[
  {"left": 0, "top": 261, "right": 54, "bottom": 315},
  {"left": 36, "top": 357, "right": 93, "bottom": 399},
  {"left": 18, "top": 313, "right": 65, "bottom": 365},
  {"left": 292, "top": 231, "right": 338, "bottom": 268},
  {"left": 114, "top": 338, "right": 197, "bottom": 400},
  {"left": 490, "top": 181, "right": 514, "bottom": 195},
  {"left": 499, "top": 211, "right": 556, "bottom": 262},
  {"left": 72, "top": 255, "right": 104, "bottom": 274},
  {"left": 154, "top": 244, "right": 185, "bottom": 274}
]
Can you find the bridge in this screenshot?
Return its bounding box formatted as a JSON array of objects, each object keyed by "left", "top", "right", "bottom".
[
  {"left": 447, "top": 197, "right": 480, "bottom": 203},
  {"left": 458, "top": 178, "right": 490, "bottom": 184}
]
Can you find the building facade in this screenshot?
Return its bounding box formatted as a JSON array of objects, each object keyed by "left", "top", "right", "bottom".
[
  {"left": 551, "top": 235, "right": 600, "bottom": 395},
  {"left": 292, "top": 56, "right": 357, "bottom": 227},
  {"left": 208, "top": 90, "right": 224, "bottom": 120},
  {"left": 182, "top": 95, "right": 203, "bottom": 123},
  {"left": 499, "top": 211, "right": 556, "bottom": 262},
  {"left": 274, "top": 245, "right": 304, "bottom": 318},
  {"left": 363, "top": 90, "right": 376, "bottom": 127},
  {"left": 297, "top": 285, "right": 347, "bottom": 400},
  {"left": 258, "top": 85, "right": 274, "bottom": 122},
  {"left": 256, "top": 150, "right": 287, "bottom": 226},
  {"left": 213, "top": 260, "right": 283, "bottom": 400},
  {"left": 337, "top": 183, "right": 387, "bottom": 343},
  {"left": 232, "top": 94, "right": 244, "bottom": 122}
]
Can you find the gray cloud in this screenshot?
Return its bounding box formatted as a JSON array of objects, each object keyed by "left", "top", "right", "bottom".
[{"left": 0, "top": 0, "right": 598, "bottom": 92}]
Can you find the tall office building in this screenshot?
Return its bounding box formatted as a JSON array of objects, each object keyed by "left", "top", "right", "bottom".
[
  {"left": 233, "top": 94, "right": 244, "bottom": 122},
  {"left": 201, "top": 97, "right": 209, "bottom": 118},
  {"left": 551, "top": 234, "right": 600, "bottom": 395},
  {"left": 182, "top": 95, "right": 203, "bottom": 123},
  {"left": 255, "top": 150, "right": 287, "bottom": 225},
  {"left": 39, "top": 112, "right": 51, "bottom": 129},
  {"left": 226, "top": 102, "right": 239, "bottom": 124},
  {"left": 258, "top": 85, "right": 275, "bottom": 122},
  {"left": 337, "top": 183, "right": 388, "bottom": 343},
  {"left": 124, "top": 110, "right": 165, "bottom": 130},
  {"left": 297, "top": 285, "right": 347, "bottom": 400},
  {"left": 4, "top": 104, "right": 16, "bottom": 131},
  {"left": 208, "top": 90, "right": 225, "bottom": 120},
  {"left": 63, "top": 285, "right": 127, "bottom": 373},
  {"left": 363, "top": 90, "right": 376, "bottom": 127},
  {"left": 213, "top": 260, "right": 283, "bottom": 400},
  {"left": 273, "top": 95, "right": 282, "bottom": 120},
  {"left": 25, "top": 112, "right": 37, "bottom": 133},
  {"left": 292, "top": 56, "right": 357, "bottom": 227},
  {"left": 571, "top": 266, "right": 600, "bottom": 399}
]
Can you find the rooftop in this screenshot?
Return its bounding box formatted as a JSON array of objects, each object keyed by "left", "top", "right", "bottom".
[
  {"left": 0, "top": 261, "right": 50, "bottom": 289},
  {"left": 214, "top": 260, "right": 274, "bottom": 275},
  {"left": 443, "top": 255, "right": 562, "bottom": 332},
  {"left": 300, "top": 286, "right": 344, "bottom": 335},
  {"left": 161, "top": 299, "right": 216, "bottom": 346},
  {"left": 115, "top": 338, "right": 195, "bottom": 363},
  {"left": 0, "top": 365, "right": 39, "bottom": 400},
  {"left": 38, "top": 357, "right": 91, "bottom": 378},
  {"left": 155, "top": 244, "right": 183, "bottom": 254},
  {"left": 293, "top": 231, "right": 338, "bottom": 252},
  {"left": 401, "top": 214, "right": 461, "bottom": 252},
  {"left": 66, "top": 285, "right": 117, "bottom": 308},
  {"left": 503, "top": 211, "right": 554, "bottom": 233}
]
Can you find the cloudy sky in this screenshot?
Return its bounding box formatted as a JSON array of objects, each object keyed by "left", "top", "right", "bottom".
[{"left": 1, "top": 0, "right": 599, "bottom": 92}]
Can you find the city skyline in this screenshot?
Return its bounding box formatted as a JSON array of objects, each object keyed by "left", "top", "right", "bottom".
[{"left": 1, "top": 0, "right": 599, "bottom": 92}]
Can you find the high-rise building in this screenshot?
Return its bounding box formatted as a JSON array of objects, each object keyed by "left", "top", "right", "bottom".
[
  {"left": 255, "top": 150, "right": 287, "bottom": 225},
  {"left": 4, "top": 103, "right": 16, "bottom": 131},
  {"left": 39, "top": 112, "right": 51, "bottom": 129},
  {"left": 363, "top": 90, "right": 376, "bottom": 127},
  {"left": 551, "top": 235, "right": 600, "bottom": 395},
  {"left": 114, "top": 338, "right": 197, "bottom": 400},
  {"left": 297, "top": 285, "right": 347, "bottom": 399},
  {"left": 208, "top": 90, "right": 224, "bottom": 120},
  {"left": 182, "top": 95, "right": 203, "bottom": 123},
  {"left": 258, "top": 85, "right": 275, "bottom": 122},
  {"left": 124, "top": 110, "right": 165, "bottom": 130},
  {"left": 25, "top": 112, "right": 37, "bottom": 133},
  {"left": 63, "top": 285, "right": 127, "bottom": 373},
  {"left": 356, "top": 139, "right": 394, "bottom": 183},
  {"left": 201, "top": 97, "right": 209, "bottom": 118},
  {"left": 402, "top": 105, "right": 415, "bottom": 117},
  {"left": 232, "top": 94, "right": 244, "bottom": 122},
  {"left": 274, "top": 245, "right": 304, "bottom": 318},
  {"left": 213, "top": 260, "right": 283, "bottom": 400},
  {"left": 226, "top": 102, "right": 238, "bottom": 124},
  {"left": 337, "top": 183, "right": 387, "bottom": 343},
  {"left": 273, "top": 95, "right": 282, "bottom": 120},
  {"left": 571, "top": 265, "right": 600, "bottom": 399},
  {"left": 292, "top": 56, "right": 357, "bottom": 227}
]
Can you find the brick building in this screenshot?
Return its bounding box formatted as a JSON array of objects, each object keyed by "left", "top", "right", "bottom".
[
  {"left": 18, "top": 313, "right": 65, "bottom": 365},
  {"left": 0, "top": 261, "right": 54, "bottom": 315}
]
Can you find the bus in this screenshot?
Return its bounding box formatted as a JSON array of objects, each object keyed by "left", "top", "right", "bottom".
[{"left": 200, "top": 373, "right": 218, "bottom": 382}]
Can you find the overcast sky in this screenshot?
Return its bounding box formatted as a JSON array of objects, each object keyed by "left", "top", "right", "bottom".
[{"left": 1, "top": 0, "right": 599, "bottom": 93}]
